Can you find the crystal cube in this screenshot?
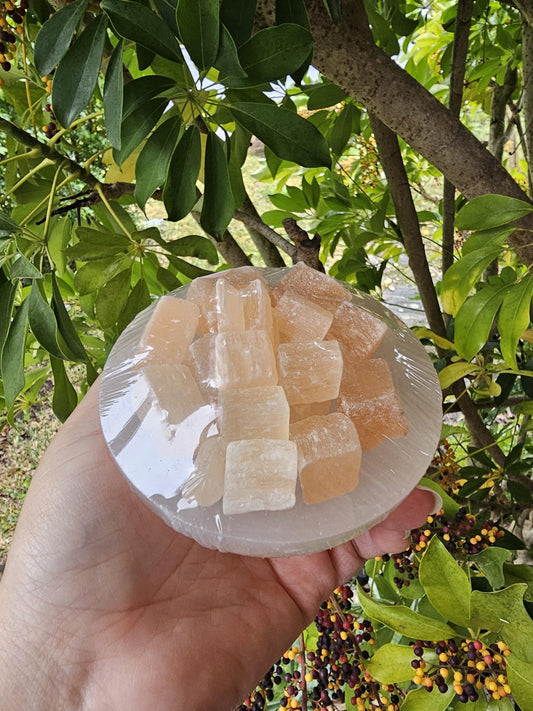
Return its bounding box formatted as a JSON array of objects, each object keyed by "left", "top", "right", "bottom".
[
  {"left": 218, "top": 386, "right": 290, "bottom": 441},
  {"left": 272, "top": 262, "right": 349, "bottom": 313},
  {"left": 215, "top": 329, "right": 277, "bottom": 390},
  {"left": 185, "top": 334, "right": 217, "bottom": 402},
  {"left": 328, "top": 301, "right": 388, "bottom": 361},
  {"left": 215, "top": 278, "right": 245, "bottom": 333},
  {"left": 273, "top": 291, "right": 333, "bottom": 343},
  {"left": 240, "top": 278, "right": 275, "bottom": 337},
  {"left": 181, "top": 436, "right": 226, "bottom": 507},
  {"left": 277, "top": 340, "right": 343, "bottom": 404},
  {"left": 223, "top": 439, "right": 298, "bottom": 515},
  {"left": 186, "top": 266, "right": 267, "bottom": 334},
  {"left": 289, "top": 400, "right": 333, "bottom": 423},
  {"left": 337, "top": 358, "right": 409, "bottom": 450},
  {"left": 139, "top": 296, "right": 200, "bottom": 365},
  {"left": 143, "top": 363, "right": 204, "bottom": 425},
  {"left": 290, "top": 413, "right": 361, "bottom": 504}
]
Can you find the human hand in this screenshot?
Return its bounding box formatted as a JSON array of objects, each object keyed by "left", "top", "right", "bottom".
[{"left": 0, "top": 380, "right": 439, "bottom": 711}]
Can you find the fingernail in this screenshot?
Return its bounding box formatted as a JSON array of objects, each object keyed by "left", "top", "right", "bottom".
[{"left": 416, "top": 485, "right": 443, "bottom": 514}]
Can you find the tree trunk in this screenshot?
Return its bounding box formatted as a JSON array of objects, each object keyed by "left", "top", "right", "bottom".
[{"left": 522, "top": 17, "right": 533, "bottom": 192}]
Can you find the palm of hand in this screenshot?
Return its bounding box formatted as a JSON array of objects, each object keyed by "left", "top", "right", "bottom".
[{"left": 0, "top": 383, "right": 434, "bottom": 710}]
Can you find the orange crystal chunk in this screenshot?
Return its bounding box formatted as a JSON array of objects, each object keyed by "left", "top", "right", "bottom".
[
  {"left": 139, "top": 295, "right": 200, "bottom": 365},
  {"left": 143, "top": 363, "right": 204, "bottom": 425},
  {"left": 271, "top": 262, "right": 349, "bottom": 313},
  {"left": 218, "top": 386, "right": 289, "bottom": 441},
  {"left": 273, "top": 291, "right": 333, "bottom": 343},
  {"left": 290, "top": 413, "right": 361, "bottom": 504},
  {"left": 277, "top": 340, "right": 343, "bottom": 404},
  {"left": 185, "top": 333, "right": 217, "bottom": 402},
  {"left": 290, "top": 400, "right": 332, "bottom": 423},
  {"left": 215, "top": 278, "right": 245, "bottom": 332},
  {"left": 215, "top": 329, "right": 277, "bottom": 390},
  {"left": 186, "top": 266, "right": 267, "bottom": 334},
  {"left": 181, "top": 436, "right": 226, "bottom": 507},
  {"left": 337, "top": 358, "right": 409, "bottom": 450},
  {"left": 328, "top": 301, "right": 388, "bottom": 361},
  {"left": 241, "top": 278, "right": 275, "bottom": 336},
  {"left": 223, "top": 439, "right": 298, "bottom": 515}
]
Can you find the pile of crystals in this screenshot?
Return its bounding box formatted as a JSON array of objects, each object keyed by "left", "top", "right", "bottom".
[{"left": 138, "top": 263, "right": 408, "bottom": 515}]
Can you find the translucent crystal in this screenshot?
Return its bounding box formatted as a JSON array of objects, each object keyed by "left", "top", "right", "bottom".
[
  {"left": 139, "top": 296, "right": 200, "bottom": 365},
  {"left": 215, "top": 278, "right": 245, "bottom": 332},
  {"left": 273, "top": 291, "right": 333, "bottom": 343},
  {"left": 218, "top": 385, "right": 290, "bottom": 441},
  {"left": 215, "top": 329, "right": 277, "bottom": 390},
  {"left": 290, "top": 413, "right": 361, "bottom": 504},
  {"left": 290, "top": 400, "right": 333, "bottom": 423},
  {"left": 337, "top": 357, "right": 409, "bottom": 450},
  {"left": 271, "top": 262, "right": 349, "bottom": 313},
  {"left": 143, "top": 363, "right": 204, "bottom": 425},
  {"left": 223, "top": 439, "right": 298, "bottom": 515},
  {"left": 241, "top": 278, "right": 275, "bottom": 337},
  {"left": 277, "top": 340, "right": 343, "bottom": 404},
  {"left": 328, "top": 301, "right": 388, "bottom": 361},
  {"left": 185, "top": 333, "right": 217, "bottom": 402},
  {"left": 181, "top": 436, "right": 226, "bottom": 507},
  {"left": 186, "top": 266, "right": 267, "bottom": 334}
]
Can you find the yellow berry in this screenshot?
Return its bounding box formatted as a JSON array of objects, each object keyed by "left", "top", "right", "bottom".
[
  {"left": 454, "top": 671, "right": 463, "bottom": 682},
  {"left": 439, "top": 653, "right": 448, "bottom": 663}
]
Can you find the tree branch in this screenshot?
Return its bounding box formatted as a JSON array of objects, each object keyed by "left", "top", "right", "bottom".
[
  {"left": 239, "top": 195, "right": 287, "bottom": 267},
  {"left": 234, "top": 204, "right": 297, "bottom": 260}
]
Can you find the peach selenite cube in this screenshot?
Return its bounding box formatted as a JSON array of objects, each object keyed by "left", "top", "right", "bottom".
[
  {"left": 223, "top": 439, "right": 298, "bottom": 515},
  {"left": 215, "top": 279, "right": 245, "bottom": 333},
  {"left": 218, "top": 386, "right": 290, "bottom": 441},
  {"left": 277, "top": 341, "right": 343, "bottom": 404},
  {"left": 181, "top": 436, "right": 227, "bottom": 507},
  {"left": 327, "top": 301, "right": 388, "bottom": 361},
  {"left": 139, "top": 296, "right": 200, "bottom": 365},
  {"left": 271, "top": 262, "right": 349, "bottom": 313},
  {"left": 143, "top": 363, "right": 204, "bottom": 425},
  {"left": 215, "top": 329, "right": 277, "bottom": 390},
  {"left": 337, "top": 358, "right": 409, "bottom": 451},
  {"left": 273, "top": 291, "right": 333, "bottom": 344},
  {"left": 290, "top": 413, "right": 361, "bottom": 504}
]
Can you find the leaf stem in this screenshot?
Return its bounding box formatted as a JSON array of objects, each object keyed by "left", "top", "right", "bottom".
[{"left": 95, "top": 184, "right": 133, "bottom": 239}]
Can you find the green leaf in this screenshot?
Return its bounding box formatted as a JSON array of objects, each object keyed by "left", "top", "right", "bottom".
[
  {"left": 163, "top": 124, "right": 201, "bottom": 222},
  {"left": 214, "top": 23, "right": 247, "bottom": 78},
  {"left": 0, "top": 278, "right": 17, "bottom": 363},
  {"left": 135, "top": 116, "right": 183, "bottom": 211},
  {"left": 117, "top": 277, "right": 151, "bottom": 331},
  {"left": 357, "top": 585, "right": 456, "bottom": 640},
  {"left": 28, "top": 281, "right": 65, "bottom": 359},
  {"left": 474, "top": 547, "right": 512, "bottom": 590},
  {"left": 73, "top": 256, "right": 129, "bottom": 295},
  {"left": 101, "top": 0, "right": 182, "bottom": 62},
  {"left": 0, "top": 211, "right": 22, "bottom": 234},
  {"left": 11, "top": 254, "right": 43, "bottom": 280},
  {"left": 363, "top": 644, "right": 416, "bottom": 684},
  {"left": 136, "top": 42, "right": 154, "bottom": 71},
  {"left": 200, "top": 132, "right": 235, "bottom": 241},
  {"left": 438, "top": 361, "right": 481, "bottom": 390},
  {"left": 400, "top": 684, "right": 455, "bottom": 711},
  {"left": 1, "top": 297, "right": 29, "bottom": 410},
  {"left": 156, "top": 265, "right": 182, "bottom": 292},
  {"left": 50, "top": 356, "right": 78, "bottom": 422},
  {"left": 51, "top": 274, "right": 87, "bottom": 362},
  {"left": 95, "top": 268, "right": 132, "bottom": 328},
  {"left": 323, "top": 0, "right": 342, "bottom": 24},
  {"left": 176, "top": 0, "right": 219, "bottom": 69},
  {"left": 167, "top": 255, "right": 212, "bottom": 280},
  {"left": 462, "top": 226, "right": 513, "bottom": 255},
  {"left": 498, "top": 275, "right": 533, "bottom": 370},
  {"left": 307, "top": 82, "right": 346, "bottom": 110},
  {"left": 219, "top": 0, "right": 256, "bottom": 47},
  {"left": 418, "top": 536, "right": 471, "bottom": 626},
  {"left": 441, "top": 246, "right": 503, "bottom": 316},
  {"left": 104, "top": 39, "right": 124, "bottom": 149},
  {"left": 114, "top": 96, "right": 168, "bottom": 165},
  {"left": 237, "top": 24, "right": 313, "bottom": 83},
  {"left": 68, "top": 228, "right": 131, "bottom": 261},
  {"left": 47, "top": 216, "right": 72, "bottom": 275},
  {"left": 418, "top": 477, "right": 459, "bottom": 518},
  {"left": 455, "top": 194, "right": 533, "bottom": 231},
  {"left": 153, "top": 0, "right": 179, "bottom": 36},
  {"left": 329, "top": 102, "right": 358, "bottom": 155},
  {"left": 506, "top": 654, "right": 533, "bottom": 711},
  {"left": 165, "top": 235, "right": 218, "bottom": 264},
  {"left": 455, "top": 284, "right": 509, "bottom": 361},
  {"left": 52, "top": 14, "right": 108, "bottom": 128},
  {"left": 470, "top": 584, "right": 533, "bottom": 661},
  {"left": 231, "top": 102, "right": 331, "bottom": 168},
  {"left": 122, "top": 75, "right": 176, "bottom": 120},
  {"left": 34, "top": 0, "right": 89, "bottom": 77},
  {"left": 503, "top": 563, "right": 533, "bottom": 602}
]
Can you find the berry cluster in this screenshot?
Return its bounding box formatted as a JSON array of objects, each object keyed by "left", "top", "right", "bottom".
[
  {"left": 411, "top": 507, "right": 504, "bottom": 556},
  {"left": 411, "top": 638, "right": 511, "bottom": 703},
  {"left": 42, "top": 102, "right": 58, "bottom": 140},
  {"left": 376, "top": 551, "right": 417, "bottom": 591},
  {"left": 0, "top": 0, "right": 26, "bottom": 80},
  {"left": 431, "top": 440, "right": 461, "bottom": 494}
]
